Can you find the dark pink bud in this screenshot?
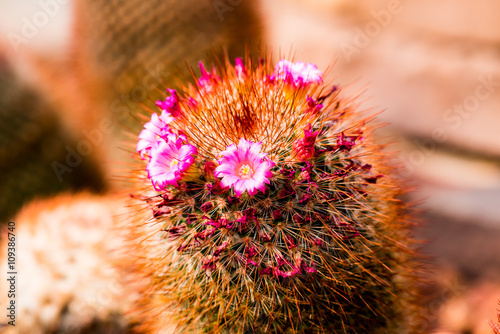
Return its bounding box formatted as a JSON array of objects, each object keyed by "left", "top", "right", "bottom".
[
  {"left": 275, "top": 269, "right": 287, "bottom": 278},
  {"left": 334, "top": 161, "right": 356, "bottom": 179},
  {"left": 364, "top": 174, "right": 383, "bottom": 184},
  {"left": 235, "top": 58, "right": 246, "bottom": 79},
  {"left": 260, "top": 267, "right": 273, "bottom": 276},
  {"left": 285, "top": 235, "right": 296, "bottom": 249},
  {"left": 247, "top": 259, "right": 259, "bottom": 266},
  {"left": 153, "top": 207, "right": 171, "bottom": 218},
  {"left": 219, "top": 218, "right": 234, "bottom": 229},
  {"left": 344, "top": 230, "right": 360, "bottom": 240},
  {"left": 294, "top": 214, "right": 311, "bottom": 225},
  {"left": 272, "top": 209, "right": 282, "bottom": 220},
  {"left": 205, "top": 181, "right": 224, "bottom": 195},
  {"left": 361, "top": 163, "right": 372, "bottom": 171},
  {"left": 275, "top": 255, "right": 289, "bottom": 267},
  {"left": 311, "top": 238, "right": 323, "bottom": 247},
  {"left": 278, "top": 187, "right": 295, "bottom": 199},
  {"left": 244, "top": 208, "right": 256, "bottom": 217},
  {"left": 336, "top": 132, "right": 359, "bottom": 152},
  {"left": 293, "top": 124, "right": 320, "bottom": 161},
  {"left": 277, "top": 267, "right": 300, "bottom": 278},
  {"left": 198, "top": 62, "right": 220, "bottom": 92},
  {"left": 299, "top": 193, "right": 311, "bottom": 203},
  {"left": 203, "top": 218, "right": 217, "bottom": 227},
  {"left": 213, "top": 242, "right": 229, "bottom": 256},
  {"left": 245, "top": 245, "right": 258, "bottom": 258},
  {"left": 260, "top": 233, "right": 271, "bottom": 242},
  {"left": 227, "top": 196, "right": 240, "bottom": 205},
  {"left": 186, "top": 215, "right": 195, "bottom": 225},
  {"left": 237, "top": 208, "right": 258, "bottom": 228},
  {"left": 203, "top": 161, "right": 217, "bottom": 178},
  {"left": 194, "top": 230, "right": 210, "bottom": 240},
  {"left": 279, "top": 166, "right": 296, "bottom": 179},
  {"left": 202, "top": 256, "right": 218, "bottom": 271},
  {"left": 156, "top": 89, "right": 182, "bottom": 118},
  {"left": 162, "top": 225, "right": 186, "bottom": 236},
  {"left": 334, "top": 169, "right": 348, "bottom": 178},
  {"left": 335, "top": 221, "right": 360, "bottom": 240},
  {"left": 201, "top": 201, "right": 214, "bottom": 213},
  {"left": 304, "top": 262, "right": 317, "bottom": 274},
  {"left": 305, "top": 96, "right": 323, "bottom": 115}
]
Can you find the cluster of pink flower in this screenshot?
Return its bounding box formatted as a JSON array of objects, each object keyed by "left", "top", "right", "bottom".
[
  {"left": 272, "top": 59, "right": 323, "bottom": 87},
  {"left": 136, "top": 96, "right": 197, "bottom": 190},
  {"left": 136, "top": 59, "right": 323, "bottom": 197}
]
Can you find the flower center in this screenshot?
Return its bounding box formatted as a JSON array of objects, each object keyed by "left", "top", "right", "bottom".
[
  {"left": 238, "top": 164, "right": 254, "bottom": 180},
  {"left": 170, "top": 159, "right": 179, "bottom": 169}
]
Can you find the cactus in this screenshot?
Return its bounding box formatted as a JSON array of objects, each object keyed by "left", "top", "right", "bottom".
[
  {"left": 0, "top": 49, "right": 106, "bottom": 223},
  {"left": 0, "top": 193, "right": 134, "bottom": 334},
  {"left": 128, "top": 56, "right": 420, "bottom": 333}
]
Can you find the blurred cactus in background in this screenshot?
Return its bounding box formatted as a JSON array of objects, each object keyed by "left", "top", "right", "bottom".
[
  {"left": 128, "top": 56, "right": 421, "bottom": 333},
  {"left": 33, "top": 0, "right": 261, "bottom": 179},
  {"left": 74, "top": 0, "right": 260, "bottom": 95},
  {"left": 0, "top": 48, "right": 106, "bottom": 223},
  {"left": 0, "top": 193, "right": 134, "bottom": 334}
]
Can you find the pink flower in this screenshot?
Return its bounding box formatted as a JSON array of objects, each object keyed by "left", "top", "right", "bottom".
[
  {"left": 293, "top": 124, "right": 320, "bottom": 160},
  {"left": 156, "top": 89, "right": 182, "bottom": 117},
  {"left": 198, "top": 62, "right": 220, "bottom": 92},
  {"left": 146, "top": 135, "right": 197, "bottom": 189},
  {"left": 235, "top": 58, "right": 246, "bottom": 79},
  {"left": 306, "top": 96, "right": 323, "bottom": 115},
  {"left": 274, "top": 59, "right": 323, "bottom": 87},
  {"left": 136, "top": 111, "right": 175, "bottom": 156},
  {"left": 214, "top": 139, "right": 275, "bottom": 197}
]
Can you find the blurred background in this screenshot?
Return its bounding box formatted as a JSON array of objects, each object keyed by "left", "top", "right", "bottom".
[{"left": 0, "top": 0, "right": 499, "bottom": 333}]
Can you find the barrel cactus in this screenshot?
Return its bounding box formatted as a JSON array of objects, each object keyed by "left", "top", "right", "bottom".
[{"left": 128, "top": 56, "right": 420, "bottom": 333}]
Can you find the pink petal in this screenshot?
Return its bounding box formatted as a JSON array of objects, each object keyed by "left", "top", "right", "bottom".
[
  {"left": 245, "top": 179, "right": 258, "bottom": 195},
  {"left": 215, "top": 164, "right": 236, "bottom": 176},
  {"left": 178, "top": 145, "right": 197, "bottom": 161},
  {"left": 159, "top": 111, "right": 174, "bottom": 123},
  {"left": 247, "top": 187, "right": 258, "bottom": 196},
  {"left": 233, "top": 179, "right": 247, "bottom": 196},
  {"left": 238, "top": 138, "right": 252, "bottom": 152},
  {"left": 220, "top": 174, "right": 239, "bottom": 188},
  {"left": 152, "top": 171, "right": 179, "bottom": 189}
]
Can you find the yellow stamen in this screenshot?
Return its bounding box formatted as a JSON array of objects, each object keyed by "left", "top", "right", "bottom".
[
  {"left": 238, "top": 164, "right": 254, "bottom": 180},
  {"left": 170, "top": 159, "right": 179, "bottom": 168}
]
